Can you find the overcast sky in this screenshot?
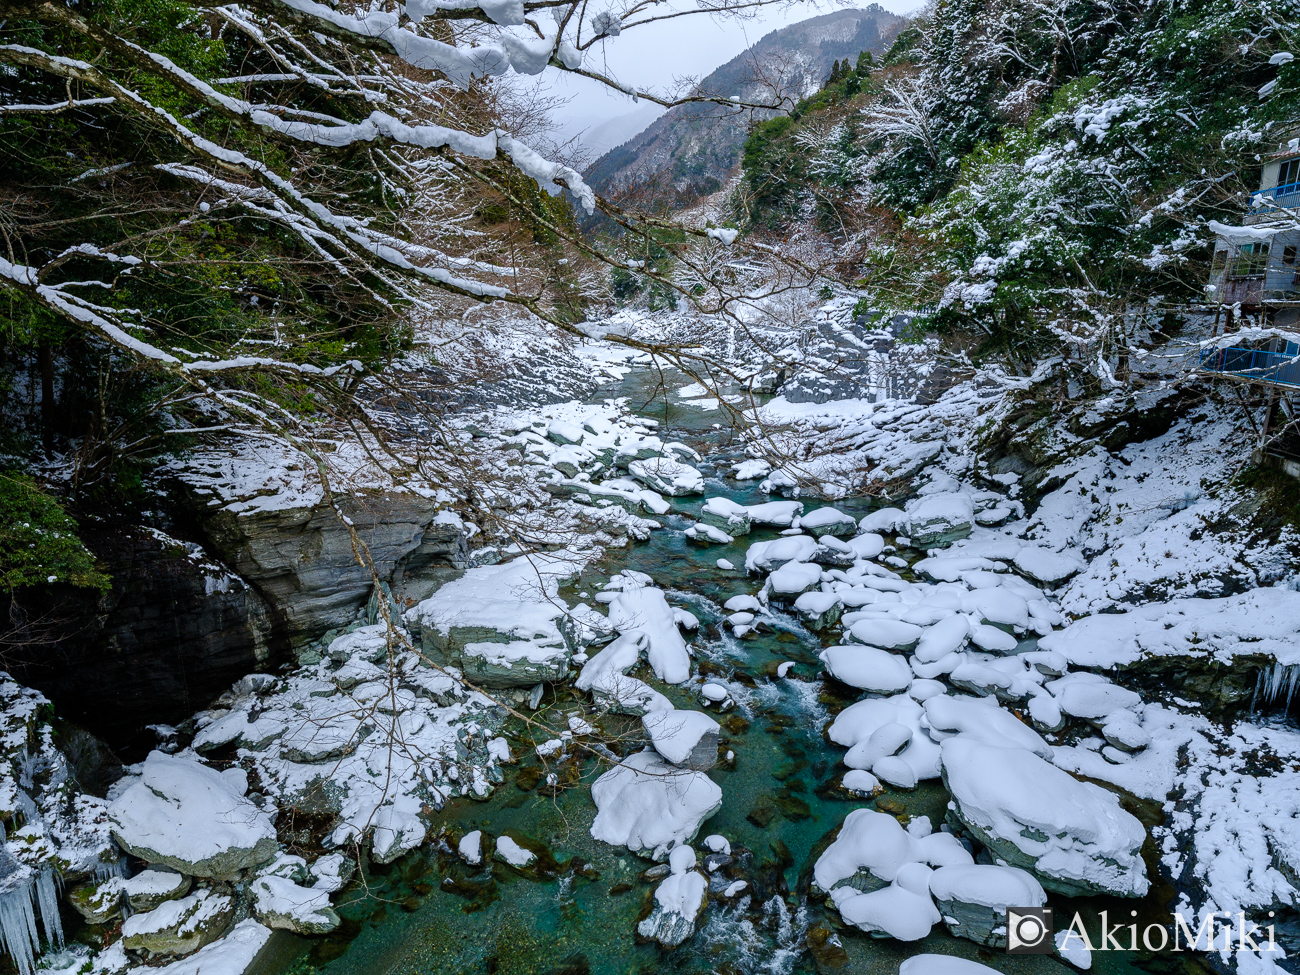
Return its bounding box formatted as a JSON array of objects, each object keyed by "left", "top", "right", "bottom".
[{"left": 544, "top": 0, "right": 923, "bottom": 147}]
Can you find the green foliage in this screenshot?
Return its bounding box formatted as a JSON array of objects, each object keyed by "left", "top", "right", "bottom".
[
  {"left": 0, "top": 474, "right": 109, "bottom": 592},
  {"left": 739, "top": 0, "right": 1300, "bottom": 364},
  {"left": 0, "top": 0, "right": 435, "bottom": 500}
]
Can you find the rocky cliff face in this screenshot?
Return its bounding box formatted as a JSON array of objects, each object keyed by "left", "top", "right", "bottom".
[
  {"left": 3, "top": 489, "right": 469, "bottom": 750},
  {"left": 4, "top": 526, "right": 274, "bottom": 749},
  {"left": 197, "top": 492, "right": 469, "bottom": 647}
]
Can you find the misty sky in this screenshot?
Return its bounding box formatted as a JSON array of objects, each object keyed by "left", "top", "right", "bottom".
[{"left": 544, "top": 0, "right": 924, "bottom": 150}]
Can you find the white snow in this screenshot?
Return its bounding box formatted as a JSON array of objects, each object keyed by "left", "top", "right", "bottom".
[
  {"left": 589, "top": 750, "right": 722, "bottom": 858},
  {"left": 820, "top": 645, "right": 913, "bottom": 693},
  {"left": 495, "top": 836, "right": 536, "bottom": 867},
  {"left": 941, "top": 737, "right": 1149, "bottom": 897},
  {"left": 108, "top": 752, "right": 276, "bottom": 876},
  {"left": 642, "top": 710, "right": 720, "bottom": 766},
  {"left": 149, "top": 921, "right": 271, "bottom": 975}
]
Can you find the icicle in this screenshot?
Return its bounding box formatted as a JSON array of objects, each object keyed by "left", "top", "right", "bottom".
[
  {"left": 1252, "top": 662, "right": 1300, "bottom": 712},
  {"left": 0, "top": 878, "right": 41, "bottom": 975},
  {"left": 34, "top": 872, "right": 61, "bottom": 951},
  {"left": 93, "top": 857, "right": 127, "bottom": 882}
]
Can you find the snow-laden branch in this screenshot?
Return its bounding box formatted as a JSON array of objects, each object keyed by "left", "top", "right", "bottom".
[{"left": 0, "top": 95, "right": 115, "bottom": 113}]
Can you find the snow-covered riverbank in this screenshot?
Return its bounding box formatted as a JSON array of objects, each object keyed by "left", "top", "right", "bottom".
[{"left": 4, "top": 312, "right": 1300, "bottom": 975}]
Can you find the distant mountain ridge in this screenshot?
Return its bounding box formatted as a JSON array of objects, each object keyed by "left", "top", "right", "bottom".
[{"left": 583, "top": 6, "right": 907, "bottom": 210}]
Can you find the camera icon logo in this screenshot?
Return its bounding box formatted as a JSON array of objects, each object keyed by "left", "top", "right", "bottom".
[{"left": 1006, "top": 907, "right": 1054, "bottom": 953}]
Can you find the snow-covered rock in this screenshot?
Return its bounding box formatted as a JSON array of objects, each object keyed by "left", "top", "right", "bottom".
[
  {"left": 923, "top": 695, "right": 1052, "bottom": 759},
  {"left": 575, "top": 632, "right": 673, "bottom": 715},
  {"left": 1044, "top": 673, "right": 1141, "bottom": 719},
  {"left": 699, "top": 498, "right": 753, "bottom": 536},
  {"left": 108, "top": 752, "right": 277, "bottom": 879},
  {"left": 846, "top": 619, "right": 923, "bottom": 650},
  {"left": 797, "top": 507, "right": 859, "bottom": 538},
  {"left": 830, "top": 882, "right": 939, "bottom": 940},
  {"left": 928, "top": 864, "right": 1046, "bottom": 946},
  {"left": 642, "top": 710, "right": 720, "bottom": 770},
  {"left": 1040, "top": 588, "right": 1300, "bottom": 670},
  {"left": 636, "top": 846, "right": 707, "bottom": 948},
  {"left": 406, "top": 555, "right": 579, "bottom": 686},
  {"left": 905, "top": 494, "right": 975, "bottom": 548},
  {"left": 766, "top": 560, "right": 823, "bottom": 600},
  {"left": 745, "top": 535, "right": 818, "bottom": 573},
  {"left": 121, "top": 889, "right": 234, "bottom": 956},
  {"left": 820, "top": 646, "right": 912, "bottom": 694},
  {"left": 794, "top": 591, "right": 842, "bottom": 630},
  {"left": 250, "top": 875, "right": 339, "bottom": 934},
  {"left": 606, "top": 587, "right": 692, "bottom": 684},
  {"left": 745, "top": 500, "right": 804, "bottom": 526},
  {"left": 940, "top": 737, "right": 1148, "bottom": 898},
  {"left": 590, "top": 750, "right": 722, "bottom": 859},
  {"left": 899, "top": 955, "right": 1001, "bottom": 975},
  {"left": 123, "top": 869, "right": 192, "bottom": 913},
  {"left": 829, "top": 695, "right": 943, "bottom": 782},
  {"left": 146, "top": 920, "right": 271, "bottom": 975},
  {"left": 813, "top": 809, "right": 971, "bottom": 895},
  {"left": 628, "top": 457, "right": 705, "bottom": 496}
]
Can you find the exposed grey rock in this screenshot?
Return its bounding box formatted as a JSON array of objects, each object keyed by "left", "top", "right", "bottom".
[
  {"left": 929, "top": 864, "right": 1046, "bottom": 947},
  {"left": 199, "top": 493, "right": 468, "bottom": 647},
  {"left": 4, "top": 526, "right": 274, "bottom": 743},
  {"left": 637, "top": 848, "right": 708, "bottom": 949}
]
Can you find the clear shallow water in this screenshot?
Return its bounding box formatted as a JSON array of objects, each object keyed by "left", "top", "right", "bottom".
[{"left": 274, "top": 370, "right": 1188, "bottom": 975}]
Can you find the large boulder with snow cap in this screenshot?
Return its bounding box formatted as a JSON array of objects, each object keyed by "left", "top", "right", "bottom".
[
  {"left": 406, "top": 555, "right": 579, "bottom": 686},
  {"left": 109, "top": 752, "right": 278, "bottom": 878},
  {"left": 905, "top": 494, "right": 975, "bottom": 548},
  {"left": 590, "top": 749, "right": 722, "bottom": 859},
  {"left": 928, "top": 864, "right": 1046, "bottom": 946},
  {"left": 940, "top": 737, "right": 1149, "bottom": 898}
]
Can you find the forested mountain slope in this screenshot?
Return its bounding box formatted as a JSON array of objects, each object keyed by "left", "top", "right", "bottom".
[
  {"left": 585, "top": 5, "right": 906, "bottom": 209},
  {"left": 739, "top": 0, "right": 1300, "bottom": 360}
]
